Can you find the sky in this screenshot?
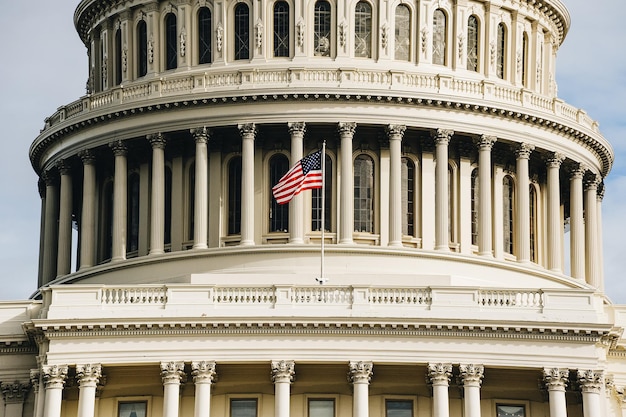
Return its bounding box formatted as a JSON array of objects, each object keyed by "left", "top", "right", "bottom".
[{"left": 0, "top": 1, "right": 625, "bottom": 302}]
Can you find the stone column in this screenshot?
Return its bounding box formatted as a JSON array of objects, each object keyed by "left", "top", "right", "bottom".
[
  {"left": 515, "top": 143, "right": 534, "bottom": 263},
  {"left": 30, "top": 369, "right": 44, "bottom": 417},
  {"left": 338, "top": 122, "right": 357, "bottom": 244},
  {"left": 428, "top": 363, "right": 452, "bottom": 417},
  {"left": 148, "top": 133, "right": 167, "bottom": 255},
  {"left": 459, "top": 364, "right": 484, "bottom": 417},
  {"left": 42, "top": 365, "right": 68, "bottom": 417},
  {"left": 272, "top": 361, "right": 295, "bottom": 417},
  {"left": 543, "top": 368, "right": 569, "bottom": 417},
  {"left": 1, "top": 381, "right": 31, "bottom": 417},
  {"left": 597, "top": 187, "right": 605, "bottom": 291},
  {"left": 191, "top": 361, "right": 217, "bottom": 417},
  {"left": 42, "top": 171, "right": 59, "bottom": 283},
  {"left": 578, "top": 370, "right": 603, "bottom": 417},
  {"left": 191, "top": 128, "right": 210, "bottom": 249},
  {"left": 110, "top": 140, "right": 128, "bottom": 261},
  {"left": 76, "top": 364, "right": 102, "bottom": 417},
  {"left": 161, "top": 362, "right": 186, "bottom": 417},
  {"left": 477, "top": 136, "right": 496, "bottom": 256},
  {"left": 386, "top": 124, "right": 406, "bottom": 247},
  {"left": 569, "top": 164, "right": 586, "bottom": 279},
  {"left": 433, "top": 129, "right": 454, "bottom": 251},
  {"left": 585, "top": 176, "right": 600, "bottom": 288},
  {"left": 79, "top": 150, "right": 97, "bottom": 269},
  {"left": 238, "top": 124, "right": 257, "bottom": 246},
  {"left": 288, "top": 123, "right": 306, "bottom": 244},
  {"left": 56, "top": 160, "right": 73, "bottom": 276},
  {"left": 348, "top": 361, "right": 373, "bottom": 417},
  {"left": 546, "top": 153, "right": 565, "bottom": 272}
]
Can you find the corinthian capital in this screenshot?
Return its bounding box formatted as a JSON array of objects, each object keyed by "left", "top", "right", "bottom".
[
  {"left": 42, "top": 364, "right": 69, "bottom": 389},
  {"left": 348, "top": 361, "right": 373, "bottom": 384},
  {"left": 432, "top": 129, "right": 454, "bottom": 145},
  {"left": 1, "top": 382, "right": 31, "bottom": 404},
  {"left": 546, "top": 152, "right": 565, "bottom": 168},
  {"left": 385, "top": 124, "right": 406, "bottom": 140},
  {"left": 160, "top": 361, "right": 186, "bottom": 384},
  {"left": 543, "top": 368, "right": 569, "bottom": 391},
  {"left": 238, "top": 123, "right": 257, "bottom": 138},
  {"left": 459, "top": 364, "right": 484, "bottom": 387},
  {"left": 577, "top": 369, "right": 604, "bottom": 394},
  {"left": 515, "top": 142, "right": 535, "bottom": 159},
  {"left": 147, "top": 133, "right": 167, "bottom": 149},
  {"left": 337, "top": 122, "right": 357, "bottom": 138},
  {"left": 109, "top": 140, "right": 128, "bottom": 156},
  {"left": 287, "top": 122, "right": 306, "bottom": 136},
  {"left": 78, "top": 149, "right": 96, "bottom": 165},
  {"left": 427, "top": 363, "right": 452, "bottom": 386},
  {"left": 191, "top": 361, "right": 217, "bottom": 384},
  {"left": 477, "top": 135, "right": 497, "bottom": 150},
  {"left": 191, "top": 127, "right": 211, "bottom": 144},
  {"left": 271, "top": 360, "right": 295, "bottom": 383},
  {"left": 76, "top": 363, "right": 102, "bottom": 387}
]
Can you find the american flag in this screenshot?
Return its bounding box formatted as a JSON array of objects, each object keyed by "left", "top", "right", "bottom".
[{"left": 272, "top": 150, "right": 323, "bottom": 204}]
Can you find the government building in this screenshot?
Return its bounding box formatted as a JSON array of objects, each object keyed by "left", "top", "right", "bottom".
[{"left": 2, "top": 0, "right": 626, "bottom": 416}]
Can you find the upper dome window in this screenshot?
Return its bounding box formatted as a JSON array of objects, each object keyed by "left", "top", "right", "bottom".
[
  {"left": 165, "top": 13, "right": 178, "bottom": 70},
  {"left": 432, "top": 9, "right": 447, "bottom": 65},
  {"left": 314, "top": 0, "right": 331, "bottom": 57},
  {"left": 137, "top": 20, "right": 148, "bottom": 77},
  {"left": 467, "top": 15, "right": 479, "bottom": 72},
  {"left": 273, "top": 1, "right": 290, "bottom": 57},
  {"left": 234, "top": 3, "right": 250, "bottom": 60},
  {"left": 354, "top": 1, "right": 372, "bottom": 58},
  {"left": 198, "top": 7, "right": 212, "bottom": 64},
  {"left": 394, "top": 5, "right": 411, "bottom": 61}
]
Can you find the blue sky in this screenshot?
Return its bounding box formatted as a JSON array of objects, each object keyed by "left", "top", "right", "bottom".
[{"left": 1, "top": 1, "right": 624, "bottom": 301}]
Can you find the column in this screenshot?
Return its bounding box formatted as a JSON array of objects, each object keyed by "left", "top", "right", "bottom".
[
  {"left": 79, "top": 150, "right": 97, "bottom": 269},
  {"left": 386, "top": 124, "right": 406, "bottom": 247},
  {"left": 515, "top": 143, "right": 534, "bottom": 262},
  {"left": 191, "top": 361, "right": 217, "bottom": 417},
  {"left": 339, "top": 122, "right": 357, "bottom": 244},
  {"left": 272, "top": 361, "right": 295, "bottom": 417},
  {"left": 459, "top": 364, "right": 484, "bottom": 417},
  {"left": 543, "top": 368, "right": 569, "bottom": 417},
  {"left": 30, "top": 369, "right": 44, "bottom": 417},
  {"left": 546, "top": 153, "right": 565, "bottom": 272},
  {"left": 433, "top": 129, "right": 453, "bottom": 251},
  {"left": 42, "top": 171, "right": 59, "bottom": 283},
  {"left": 76, "top": 364, "right": 102, "bottom": 417},
  {"left": 56, "top": 160, "right": 73, "bottom": 276},
  {"left": 597, "top": 186, "right": 605, "bottom": 291},
  {"left": 288, "top": 123, "right": 306, "bottom": 244},
  {"left": 191, "top": 128, "right": 210, "bottom": 249},
  {"left": 569, "top": 164, "right": 585, "bottom": 279},
  {"left": 110, "top": 140, "right": 128, "bottom": 261},
  {"left": 238, "top": 124, "right": 257, "bottom": 246},
  {"left": 578, "top": 370, "right": 603, "bottom": 417},
  {"left": 477, "top": 136, "right": 496, "bottom": 256},
  {"left": 428, "top": 363, "right": 452, "bottom": 417},
  {"left": 147, "top": 133, "right": 167, "bottom": 255},
  {"left": 161, "top": 362, "right": 185, "bottom": 417},
  {"left": 585, "top": 175, "right": 600, "bottom": 288},
  {"left": 1, "top": 381, "right": 30, "bottom": 417},
  {"left": 348, "top": 361, "right": 373, "bottom": 417},
  {"left": 42, "top": 365, "right": 68, "bottom": 417}
]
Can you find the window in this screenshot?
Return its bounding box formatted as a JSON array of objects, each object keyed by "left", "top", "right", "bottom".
[
  {"left": 354, "top": 1, "right": 372, "bottom": 58},
  {"left": 115, "top": 28, "right": 122, "bottom": 85},
  {"left": 234, "top": 3, "right": 250, "bottom": 60},
  {"left": 496, "top": 404, "right": 525, "bottom": 417},
  {"left": 471, "top": 168, "right": 478, "bottom": 245},
  {"left": 127, "top": 173, "right": 140, "bottom": 255},
  {"left": 228, "top": 157, "right": 242, "bottom": 235},
  {"left": 188, "top": 163, "right": 195, "bottom": 241},
  {"left": 269, "top": 154, "right": 289, "bottom": 232},
  {"left": 312, "top": 153, "right": 332, "bottom": 232},
  {"left": 521, "top": 32, "right": 528, "bottom": 86},
  {"left": 386, "top": 400, "right": 413, "bottom": 417},
  {"left": 448, "top": 163, "right": 457, "bottom": 243},
  {"left": 467, "top": 15, "right": 479, "bottom": 71},
  {"left": 432, "top": 9, "right": 446, "bottom": 65},
  {"left": 165, "top": 167, "right": 172, "bottom": 247},
  {"left": 314, "top": 0, "right": 331, "bottom": 57},
  {"left": 231, "top": 399, "right": 257, "bottom": 417},
  {"left": 273, "top": 1, "right": 290, "bottom": 57},
  {"left": 309, "top": 399, "right": 334, "bottom": 417},
  {"left": 394, "top": 5, "right": 410, "bottom": 61},
  {"left": 165, "top": 13, "right": 178, "bottom": 70},
  {"left": 503, "top": 175, "right": 514, "bottom": 254},
  {"left": 137, "top": 20, "right": 148, "bottom": 77},
  {"left": 198, "top": 7, "right": 212, "bottom": 64},
  {"left": 529, "top": 184, "right": 537, "bottom": 262},
  {"left": 401, "top": 158, "right": 414, "bottom": 236},
  {"left": 354, "top": 154, "right": 374, "bottom": 233},
  {"left": 118, "top": 402, "right": 147, "bottom": 417},
  {"left": 496, "top": 23, "right": 506, "bottom": 79}
]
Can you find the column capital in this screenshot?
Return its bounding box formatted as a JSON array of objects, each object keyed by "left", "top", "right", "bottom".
[
  {"left": 191, "top": 127, "right": 211, "bottom": 143},
  {"left": 432, "top": 129, "right": 454, "bottom": 145},
  {"left": 1, "top": 381, "right": 31, "bottom": 404},
  {"left": 577, "top": 369, "right": 603, "bottom": 394},
  {"left": 109, "top": 140, "right": 128, "bottom": 156},
  {"left": 543, "top": 367, "right": 569, "bottom": 391},
  {"left": 515, "top": 142, "right": 535, "bottom": 159},
  {"left": 348, "top": 361, "right": 373, "bottom": 384},
  {"left": 287, "top": 122, "right": 306, "bottom": 136},
  {"left": 42, "top": 170, "right": 59, "bottom": 186},
  {"left": 477, "top": 135, "right": 497, "bottom": 150},
  {"left": 546, "top": 152, "right": 565, "bottom": 168},
  {"left": 56, "top": 159, "right": 72, "bottom": 175},
  {"left": 42, "top": 364, "right": 69, "bottom": 389},
  {"left": 76, "top": 363, "right": 102, "bottom": 388},
  {"left": 584, "top": 174, "right": 600, "bottom": 191},
  {"left": 597, "top": 184, "right": 605, "bottom": 201},
  {"left": 30, "top": 369, "right": 40, "bottom": 394},
  {"left": 459, "top": 364, "right": 484, "bottom": 387},
  {"left": 78, "top": 149, "right": 97, "bottom": 165},
  {"left": 427, "top": 363, "right": 452, "bottom": 386},
  {"left": 147, "top": 133, "right": 167, "bottom": 149},
  {"left": 570, "top": 163, "right": 587, "bottom": 179},
  {"left": 385, "top": 124, "right": 406, "bottom": 140},
  {"left": 337, "top": 122, "right": 357, "bottom": 137},
  {"left": 271, "top": 360, "right": 295, "bottom": 384},
  {"left": 160, "top": 361, "right": 186, "bottom": 385},
  {"left": 191, "top": 361, "right": 217, "bottom": 384},
  {"left": 238, "top": 123, "right": 257, "bottom": 138}
]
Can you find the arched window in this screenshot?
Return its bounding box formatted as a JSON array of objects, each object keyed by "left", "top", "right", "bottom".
[
  {"left": 529, "top": 184, "right": 537, "bottom": 262},
  {"left": 269, "top": 154, "right": 289, "bottom": 232},
  {"left": 187, "top": 162, "right": 195, "bottom": 241},
  {"left": 314, "top": 0, "right": 331, "bottom": 57},
  {"left": 503, "top": 175, "right": 514, "bottom": 254},
  {"left": 432, "top": 9, "right": 447, "bottom": 65},
  {"left": 115, "top": 28, "right": 122, "bottom": 85},
  {"left": 394, "top": 5, "right": 411, "bottom": 61},
  {"left": 198, "top": 7, "right": 212, "bottom": 64},
  {"left": 234, "top": 3, "right": 250, "bottom": 60},
  {"left": 467, "top": 15, "right": 479, "bottom": 72},
  {"left": 354, "top": 1, "right": 372, "bottom": 58},
  {"left": 165, "top": 167, "right": 172, "bottom": 247},
  {"left": 100, "top": 181, "right": 114, "bottom": 262},
  {"left": 273, "top": 1, "right": 290, "bottom": 57},
  {"left": 165, "top": 13, "right": 178, "bottom": 70},
  {"left": 471, "top": 168, "right": 479, "bottom": 245},
  {"left": 521, "top": 32, "right": 528, "bottom": 87},
  {"left": 127, "top": 173, "right": 140, "bottom": 256},
  {"left": 228, "top": 157, "right": 242, "bottom": 235},
  {"left": 496, "top": 23, "right": 506, "bottom": 79},
  {"left": 354, "top": 154, "right": 374, "bottom": 233},
  {"left": 137, "top": 20, "right": 148, "bottom": 77},
  {"left": 312, "top": 153, "right": 332, "bottom": 232},
  {"left": 401, "top": 158, "right": 415, "bottom": 236}
]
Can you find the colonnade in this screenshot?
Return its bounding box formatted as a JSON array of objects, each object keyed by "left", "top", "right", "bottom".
[{"left": 29, "top": 362, "right": 606, "bottom": 417}]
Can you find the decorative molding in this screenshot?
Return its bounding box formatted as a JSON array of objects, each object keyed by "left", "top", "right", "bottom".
[
  {"left": 180, "top": 29, "right": 186, "bottom": 57},
  {"left": 296, "top": 19, "right": 305, "bottom": 48},
  {"left": 255, "top": 21, "right": 263, "bottom": 49},
  {"left": 216, "top": 23, "right": 223, "bottom": 52}
]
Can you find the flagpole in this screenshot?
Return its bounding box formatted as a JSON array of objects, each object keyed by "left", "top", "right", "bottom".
[{"left": 319, "top": 141, "right": 327, "bottom": 284}]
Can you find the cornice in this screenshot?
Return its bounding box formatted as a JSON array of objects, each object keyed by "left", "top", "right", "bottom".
[{"left": 0, "top": 341, "right": 37, "bottom": 355}]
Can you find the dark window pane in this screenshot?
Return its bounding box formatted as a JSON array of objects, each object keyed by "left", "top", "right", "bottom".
[
  {"left": 354, "top": 1, "right": 372, "bottom": 58},
  {"left": 386, "top": 400, "right": 413, "bottom": 417},
  {"left": 199, "top": 8, "right": 212, "bottom": 64},
  {"left": 433, "top": 9, "right": 446, "bottom": 65},
  {"left": 231, "top": 399, "right": 257, "bottom": 417},
  {"left": 165, "top": 13, "right": 178, "bottom": 70},
  {"left": 354, "top": 154, "right": 374, "bottom": 233},
  {"left": 314, "top": 1, "right": 331, "bottom": 56},
  {"left": 270, "top": 154, "right": 289, "bottom": 232},
  {"left": 467, "top": 15, "right": 478, "bottom": 71},
  {"left": 228, "top": 157, "right": 242, "bottom": 235},
  {"left": 312, "top": 154, "right": 332, "bottom": 231},
  {"left": 274, "top": 1, "right": 290, "bottom": 57},
  {"left": 137, "top": 21, "right": 148, "bottom": 77},
  {"left": 394, "top": 5, "right": 410, "bottom": 61},
  {"left": 235, "top": 4, "right": 250, "bottom": 60}
]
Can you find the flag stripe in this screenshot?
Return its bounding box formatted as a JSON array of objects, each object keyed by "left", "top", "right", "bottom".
[{"left": 272, "top": 150, "right": 323, "bottom": 204}]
